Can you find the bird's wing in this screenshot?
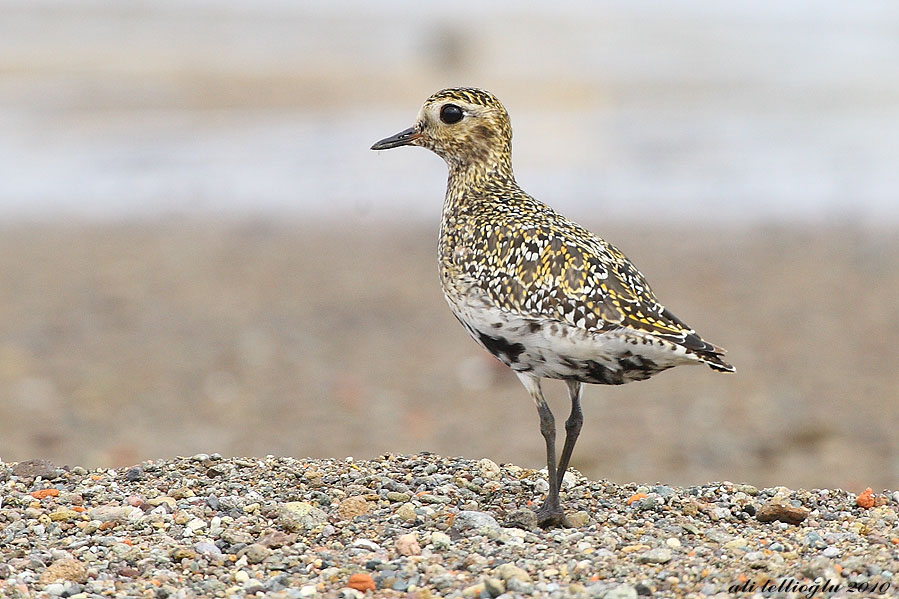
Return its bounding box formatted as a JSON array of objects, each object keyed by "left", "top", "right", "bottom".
[{"left": 468, "top": 213, "right": 732, "bottom": 368}]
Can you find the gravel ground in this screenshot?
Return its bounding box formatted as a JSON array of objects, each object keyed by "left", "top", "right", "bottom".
[{"left": 1, "top": 454, "right": 897, "bottom": 598}]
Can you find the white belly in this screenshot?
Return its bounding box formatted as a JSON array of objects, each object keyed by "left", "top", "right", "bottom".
[{"left": 445, "top": 289, "right": 699, "bottom": 385}]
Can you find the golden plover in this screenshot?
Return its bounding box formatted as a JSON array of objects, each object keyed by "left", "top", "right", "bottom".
[{"left": 372, "top": 87, "right": 734, "bottom": 528}]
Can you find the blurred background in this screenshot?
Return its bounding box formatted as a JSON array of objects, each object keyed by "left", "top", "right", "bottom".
[{"left": 1, "top": 0, "right": 897, "bottom": 491}]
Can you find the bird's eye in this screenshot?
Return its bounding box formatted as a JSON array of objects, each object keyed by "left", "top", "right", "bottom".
[{"left": 439, "top": 104, "right": 464, "bottom": 124}]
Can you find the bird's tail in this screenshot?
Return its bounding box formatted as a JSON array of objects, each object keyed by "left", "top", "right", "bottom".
[
  {"left": 695, "top": 340, "right": 735, "bottom": 373},
  {"left": 662, "top": 331, "right": 735, "bottom": 373}
]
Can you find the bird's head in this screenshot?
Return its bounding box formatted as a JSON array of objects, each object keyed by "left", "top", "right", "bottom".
[{"left": 371, "top": 87, "right": 513, "bottom": 173}]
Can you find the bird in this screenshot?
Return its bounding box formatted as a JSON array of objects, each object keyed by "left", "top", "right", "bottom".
[{"left": 371, "top": 87, "right": 734, "bottom": 528}]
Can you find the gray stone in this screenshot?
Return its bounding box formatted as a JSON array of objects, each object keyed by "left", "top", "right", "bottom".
[
  {"left": 636, "top": 548, "right": 672, "bottom": 564},
  {"left": 634, "top": 496, "right": 660, "bottom": 511},
  {"left": 277, "top": 502, "right": 328, "bottom": 532},
  {"left": 506, "top": 508, "right": 538, "bottom": 531},
  {"left": 242, "top": 543, "right": 271, "bottom": 564},
  {"left": 506, "top": 577, "right": 534, "bottom": 594},
  {"left": 651, "top": 485, "right": 675, "bottom": 498},
  {"left": 194, "top": 542, "right": 222, "bottom": 557},
  {"left": 124, "top": 466, "right": 144, "bottom": 481},
  {"left": 12, "top": 459, "right": 62, "bottom": 480},
  {"left": 452, "top": 510, "right": 500, "bottom": 533},
  {"left": 43, "top": 583, "right": 66, "bottom": 596},
  {"left": 604, "top": 584, "right": 638, "bottom": 599}
]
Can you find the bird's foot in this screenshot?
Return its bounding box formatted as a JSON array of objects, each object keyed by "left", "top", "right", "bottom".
[{"left": 535, "top": 503, "right": 572, "bottom": 529}]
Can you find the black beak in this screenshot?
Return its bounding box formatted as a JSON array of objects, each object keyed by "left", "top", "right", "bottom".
[{"left": 371, "top": 126, "right": 422, "bottom": 150}]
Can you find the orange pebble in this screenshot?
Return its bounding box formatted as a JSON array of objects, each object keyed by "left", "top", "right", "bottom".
[
  {"left": 346, "top": 573, "right": 376, "bottom": 592},
  {"left": 30, "top": 489, "right": 59, "bottom": 499},
  {"left": 626, "top": 493, "right": 647, "bottom": 505},
  {"left": 856, "top": 487, "right": 875, "bottom": 509}
]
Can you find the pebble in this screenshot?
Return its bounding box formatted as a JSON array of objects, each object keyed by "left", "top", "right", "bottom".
[
  {"left": 451, "top": 510, "right": 500, "bottom": 533},
  {"left": 124, "top": 466, "right": 144, "bottom": 481},
  {"left": 494, "top": 563, "right": 531, "bottom": 582},
  {"left": 350, "top": 539, "right": 380, "bottom": 552},
  {"left": 386, "top": 491, "right": 410, "bottom": 502},
  {"left": 604, "top": 584, "right": 639, "bottom": 599},
  {"left": 87, "top": 505, "right": 141, "bottom": 522},
  {"left": 1, "top": 454, "right": 897, "bottom": 598},
  {"left": 395, "top": 533, "right": 421, "bottom": 556},
  {"left": 49, "top": 509, "right": 79, "bottom": 522},
  {"left": 242, "top": 543, "right": 271, "bottom": 564},
  {"left": 507, "top": 508, "right": 539, "bottom": 530},
  {"left": 395, "top": 502, "right": 417, "bottom": 522},
  {"left": 636, "top": 548, "right": 672, "bottom": 564},
  {"left": 147, "top": 496, "right": 176, "bottom": 509},
  {"left": 194, "top": 542, "right": 222, "bottom": 557},
  {"left": 744, "top": 551, "right": 765, "bottom": 561},
  {"left": 336, "top": 496, "right": 370, "bottom": 520},
  {"left": 568, "top": 510, "right": 590, "bottom": 527},
  {"left": 278, "top": 501, "right": 328, "bottom": 532},
  {"left": 11, "top": 459, "right": 62, "bottom": 480},
  {"left": 43, "top": 582, "right": 66, "bottom": 596},
  {"left": 186, "top": 518, "right": 206, "bottom": 531},
  {"left": 477, "top": 457, "right": 501, "bottom": 479},
  {"left": 345, "top": 573, "right": 375, "bottom": 592},
  {"left": 430, "top": 531, "right": 451, "bottom": 549},
  {"left": 756, "top": 499, "right": 810, "bottom": 525},
  {"left": 38, "top": 558, "right": 88, "bottom": 584}
]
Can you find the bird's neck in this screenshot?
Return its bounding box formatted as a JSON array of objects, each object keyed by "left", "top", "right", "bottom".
[{"left": 443, "top": 157, "right": 516, "bottom": 217}]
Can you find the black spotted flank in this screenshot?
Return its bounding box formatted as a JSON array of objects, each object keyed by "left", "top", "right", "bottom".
[{"left": 477, "top": 331, "right": 525, "bottom": 365}]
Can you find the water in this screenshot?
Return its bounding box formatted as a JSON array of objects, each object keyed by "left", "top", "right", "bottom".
[{"left": 1, "top": 0, "right": 897, "bottom": 224}]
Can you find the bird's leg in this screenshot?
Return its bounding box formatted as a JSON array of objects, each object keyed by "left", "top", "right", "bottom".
[
  {"left": 516, "top": 373, "right": 571, "bottom": 528},
  {"left": 556, "top": 380, "right": 584, "bottom": 483}
]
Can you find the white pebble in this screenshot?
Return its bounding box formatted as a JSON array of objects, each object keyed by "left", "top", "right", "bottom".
[
  {"left": 234, "top": 570, "right": 250, "bottom": 584},
  {"left": 477, "top": 458, "right": 501, "bottom": 479},
  {"left": 351, "top": 539, "right": 381, "bottom": 552},
  {"left": 430, "top": 531, "right": 451, "bottom": 549},
  {"left": 186, "top": 518, "right": 206, "bottom": 531}
]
